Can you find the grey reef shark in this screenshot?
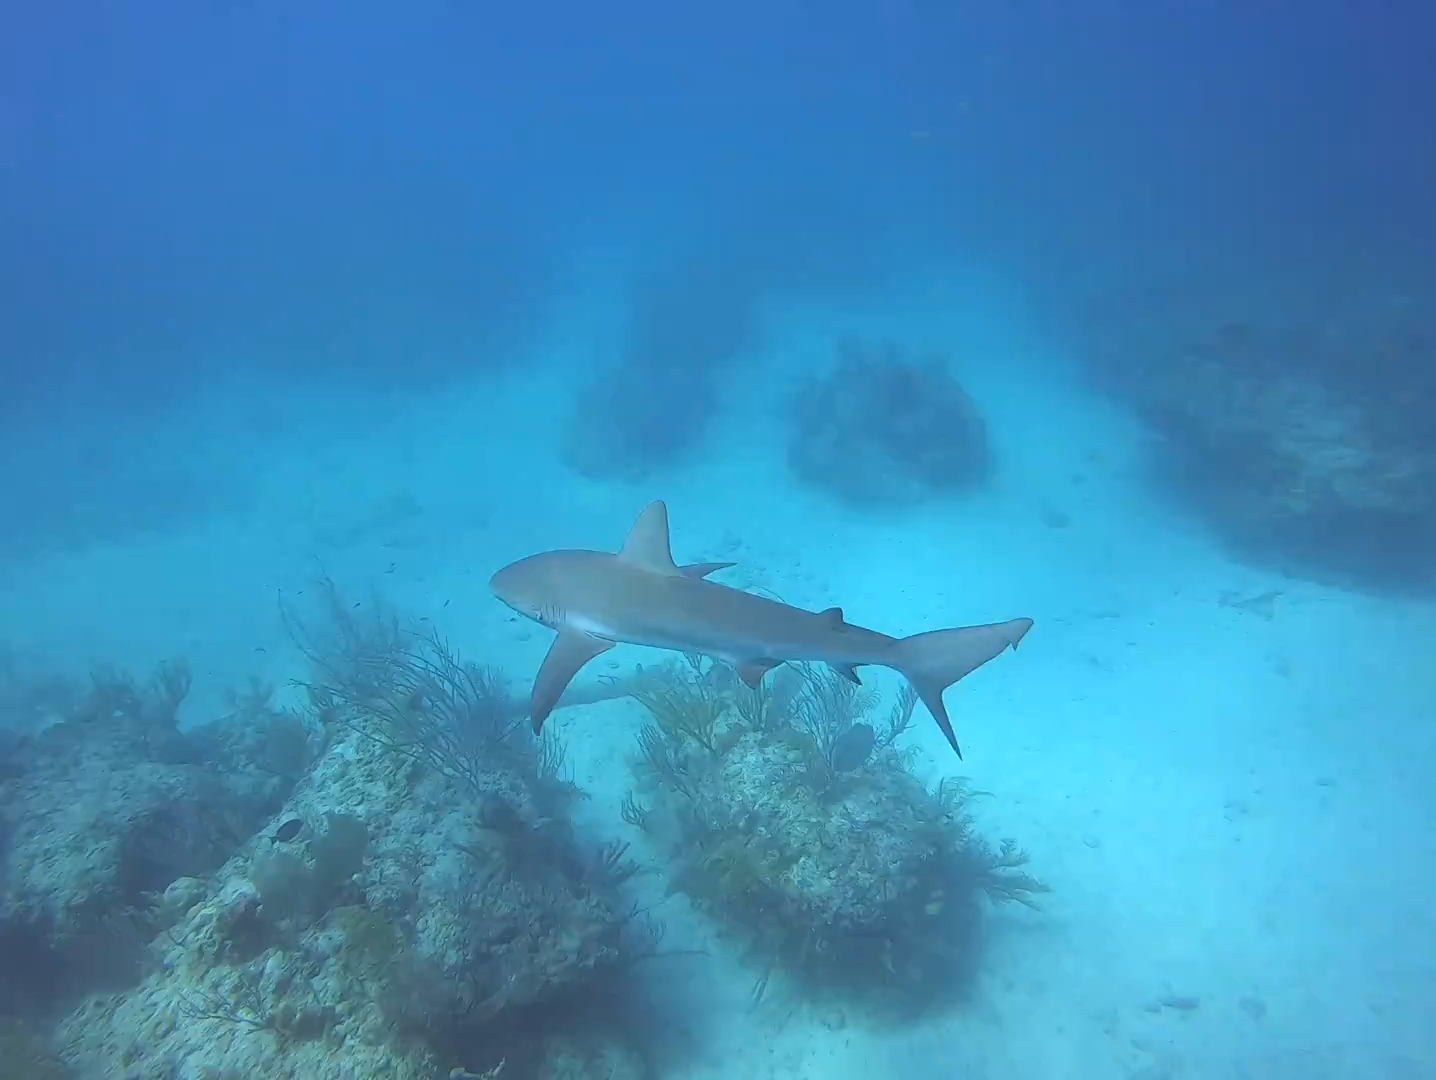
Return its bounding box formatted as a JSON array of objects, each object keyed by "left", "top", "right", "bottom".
[{"left": 489, "top": 501, "right": 1033, "bottom": 758}]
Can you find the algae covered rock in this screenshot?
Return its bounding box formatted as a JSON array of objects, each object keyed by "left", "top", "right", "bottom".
[
  {"left": 0, "top": 660, "right": 312, "bottom": 1013},
  {"left": 623, "top": 659, "right": 1045, "bottom": 1014},
  {"left": 55, "top": 588, "right": 656, "bottom": 1080}
]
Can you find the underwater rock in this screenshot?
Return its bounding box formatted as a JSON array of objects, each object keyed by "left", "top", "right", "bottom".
[
  {"left": 624, "top": 660, "right": 1046, "bottom": 1015},
  {"left": 0, "top": 662, "right": 310, "bottom": 1014},
  {"left": 55, "top": 601, "right": 654, "bottom": 1080},
  {"left": 1081, "top": 301, "right": 1436, "bottom": 590},
  {"left": 786, "top": 338, "right": 993, "bottom": 507}
]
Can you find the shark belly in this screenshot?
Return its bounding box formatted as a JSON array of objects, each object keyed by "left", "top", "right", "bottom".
[
  {"left": 569, "top": 580, "right": 893, "bottom": 669},
  {"left": 567, "top": 609, "right": 743, "bottom": 657}
]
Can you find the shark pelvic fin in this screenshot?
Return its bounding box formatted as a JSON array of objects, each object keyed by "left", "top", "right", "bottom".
[
  {"left": 735, "top": 658, "right": 783, "bottom": 688},
  {"left": 619, "top": 501, "right": 681, "bottom": 575},
  {"left": 531, "top": 629, "right": 615, "bottom": 733}
]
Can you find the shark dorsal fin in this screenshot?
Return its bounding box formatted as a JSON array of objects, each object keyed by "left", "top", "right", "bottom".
[{"left": 618, "top": 501, "right": 681, "bottom": 574}]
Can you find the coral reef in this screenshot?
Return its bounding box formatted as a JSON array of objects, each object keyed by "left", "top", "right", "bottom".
[
  {"left": 39, "top": 589, "right": 653, "bottom": 1080},
  {"left": 563, "top": 360, "right": 720, "bottom": 482},
  {"left": 622, "top": 658, "right": 1045, "bottom": 1016},
  {"left": 1082, "top": 300, "right": 1436, "bottom": 590},
  {"left": 0, "top": 576, "right": 1049, "bottom": 1077},
  {"left": 560, "top": 255, "right": 757, "bottom": 481},
  {"left": 0, "top": 660, "right": 318, "bottom": 1014},
  {"left": 786, "top": 338, "right": 993, "bottom": 507}
]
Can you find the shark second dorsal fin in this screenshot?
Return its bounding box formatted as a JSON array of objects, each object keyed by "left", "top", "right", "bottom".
[{"left": 619, "top": 501, "right": 682, "bottom": 575}]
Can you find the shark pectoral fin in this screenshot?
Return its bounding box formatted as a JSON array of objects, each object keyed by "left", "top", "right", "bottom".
[
  {"left": 618, "top": 501, "right": 682, "bottom": 575},
  {"left": 531, "top": 630, "right": 616, "bottom": 734},
  {"left": 735, "top": 658, "right": 783, "bottom": 689},
  {"left": 894, "top": 618, "right": 1035, "bottom": 759},
  {"left": 678, "top": 560, "right": 736, "bottom": 579},
  {"left": 829, "top": 663, "right": 862, "bottom": 685}
]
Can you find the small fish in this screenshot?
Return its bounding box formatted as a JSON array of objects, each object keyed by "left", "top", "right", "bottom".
[
  {"left": 271, "top": 818, "right": 304, "bottom": 844},
  {"left": 450, "top": 1065, "right": 503, "bottom": 1080},
  {"left": 831, "top": 722, "right": 876, "bottom": 772}
]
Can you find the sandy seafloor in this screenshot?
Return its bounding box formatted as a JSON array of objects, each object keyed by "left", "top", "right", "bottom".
[{"left": 3, "top": 271, "right": 1433, "bottom": 1079}]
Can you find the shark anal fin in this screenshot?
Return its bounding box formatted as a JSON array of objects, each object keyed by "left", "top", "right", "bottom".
[
  {"left": 531, "top": 630, "right": 616, "bottom": 733},
  {"left": 679, "top": 560, "right": 736, "bottom": 579},
  {"left": 619, "top": 501, "right": 681, "bottom": 575},
  {"left": 830, "top": 663, "right": 862, "bottom": 685},
  {"left": 736, "top": 658, "right": 783, "bottom": 689}
]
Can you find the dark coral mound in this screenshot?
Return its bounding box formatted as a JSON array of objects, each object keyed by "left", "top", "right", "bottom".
[
  {"left": 787, "top": 338, "right": 993, "bottom": 507},
  {"left": 621, "top": 660, "right": 1044, "bottom": 1017},
  {"left": 561, "top": 255, "right": 757, "bottom": 481},
  {"left": 1081, "top": 295, "right": 1436, "bottom": 592}
]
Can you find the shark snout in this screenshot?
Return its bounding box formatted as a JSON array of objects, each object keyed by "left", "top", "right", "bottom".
[
  {"left": 490, "top": 553, "right": 569, "bottom": 628},
  {"left": 489, "top": 561, "right": 531, "bottom": 616}
]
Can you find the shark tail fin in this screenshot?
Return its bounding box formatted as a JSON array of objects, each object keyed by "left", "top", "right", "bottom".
[{"left": 894, "top": 618, "right": 1033, "bottom": 759}]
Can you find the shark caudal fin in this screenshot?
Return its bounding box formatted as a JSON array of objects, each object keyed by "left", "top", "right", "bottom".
[{"left": 894, "top": 617, "right": 1033, "bottom": 758}]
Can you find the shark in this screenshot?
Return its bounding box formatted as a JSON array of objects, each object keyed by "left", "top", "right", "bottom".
[{"left": 489, "top": 500, "right": 1033, "bottom": 758}]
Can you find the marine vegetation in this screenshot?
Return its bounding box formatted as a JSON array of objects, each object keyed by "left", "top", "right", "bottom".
[
  {"left": 786, "top": 337, "right": 993, "bottom": 507},
  {"left": 30, "top": 585, "right": 658, "bottom": 1080},
  {"left": 622, "top": 657, "right": 1046, "bottom": 1016}
]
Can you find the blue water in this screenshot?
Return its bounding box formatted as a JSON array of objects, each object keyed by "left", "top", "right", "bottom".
[{"left": 2, "top": 3, "right": 1434, "bottom": 1078}]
